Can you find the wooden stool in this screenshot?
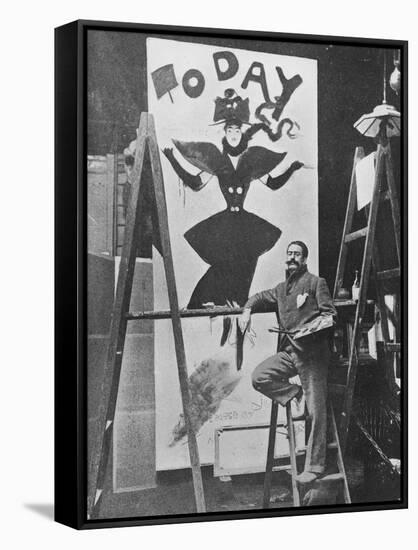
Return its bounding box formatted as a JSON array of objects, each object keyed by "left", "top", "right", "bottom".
[{"left": 262, "top": 398, "right": 351, "bottom": 508}]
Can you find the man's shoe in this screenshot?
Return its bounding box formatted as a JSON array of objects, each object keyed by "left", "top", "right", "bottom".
[{"left": 295, "top": 471, "right": 320, "bottom": 485}]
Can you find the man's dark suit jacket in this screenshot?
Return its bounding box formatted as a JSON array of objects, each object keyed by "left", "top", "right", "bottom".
[{"left": 244, "top": 264, "right": 336, "bottom": 350}]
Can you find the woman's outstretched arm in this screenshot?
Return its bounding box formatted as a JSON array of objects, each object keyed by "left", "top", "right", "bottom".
[
  {"left": 265, "top": 161, "right": 304, "bottom": 190},
  {"left": 163, "top": 148, "right": 208, "bottom": 191}
]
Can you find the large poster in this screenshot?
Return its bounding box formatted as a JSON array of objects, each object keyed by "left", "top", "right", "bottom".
[{"left": 147, "top": 38, "right": 318, "bottom": 470}]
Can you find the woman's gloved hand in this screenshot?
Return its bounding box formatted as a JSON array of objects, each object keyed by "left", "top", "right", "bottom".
[{"left": 163, "top": 147, "right": 174, "bottom": 161}]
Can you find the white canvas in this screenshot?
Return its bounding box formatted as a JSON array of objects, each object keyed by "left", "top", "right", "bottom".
[{"left": 147, "top": 37, "right": 318, "bottom": 469}]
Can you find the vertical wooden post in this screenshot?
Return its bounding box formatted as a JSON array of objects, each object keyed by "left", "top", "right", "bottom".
[
  {"left": 263, "top": 401, "right": 278, "bottom": 509},
  {"left": 106, "top": 154, "right": 116, "bottom": 256},
  {"left": 333, "top": 147, "right": 365, "bottom": 298},
  {"left": 339, "top": 145, "right": 385, "bottom": 454},
  {"left": 147, "top": 115, "right": 206, "bottom": 513},
  {"left": 286, "top": 402, "right": 300, "bottom": 506},
  {"left": 329, "top": 403, "right": 351, "bottom": 504},
  {"left": 384, "top": 144, "right": 401, "bottom": 264}
]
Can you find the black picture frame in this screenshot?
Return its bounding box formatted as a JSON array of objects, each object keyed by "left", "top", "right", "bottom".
[{"left": 55, "top": 19, "right": 408, "bottom": 530}]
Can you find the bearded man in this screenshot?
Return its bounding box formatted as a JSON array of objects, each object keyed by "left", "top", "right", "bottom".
[{"left": 239, "top": 241, "right": 336, "bottom": 483}]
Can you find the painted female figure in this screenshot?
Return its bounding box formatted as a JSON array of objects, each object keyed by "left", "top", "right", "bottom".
[{"left": 163, "top": 87, "right": 304, "bottom": 310}]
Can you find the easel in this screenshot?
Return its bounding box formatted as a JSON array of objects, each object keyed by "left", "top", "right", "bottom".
[
  {"left": 88, "top": 113, "right": 206, "bottom": 519},
  {"left": 333, "top": 126, "right": 401, "bottom": 455}
]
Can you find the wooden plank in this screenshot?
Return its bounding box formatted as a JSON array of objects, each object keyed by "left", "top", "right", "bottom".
[
  {"left": 89, "top": 114, "right": 149, "bottom": 519},
  {"left": 126, "top": 299, "right": 363, "bottom": 321},
  {"left": 333, "top": 147, "right": 365, "bottom": 298},
  {"left": 263, "top": 401, "right": 279, "bottom": 509},
  {"left": 339, "top": 144, "right": 385, "bottom": 454},
  {"left": 112, "top": 152, "right": 119, "bottom": 257},
  {"left": 87, "top": 155, "right": 108, "bottom": 173},
  {"left": 105, "top": 155, "right": 115, "bottom": 256},
  {"left": 286, "top": 402, "right": 300, "bottom": 506},
  {"left": 386, "top": 342, "right": 401, "bottom": 353},
  {"left": 344, "top": 227, "right": 368, "bottom": 243},
  {"left": 272, "top": 464, "right": 293, "bottom": 472},
  {"left": 127, "top": 306, "right": 245, "bottom": 320},
  {"left": 147, "top": 114, "right": 206, "bottom": 514},
  {"left": 377, "top": 268, "right": 400, "bottom": 280}
]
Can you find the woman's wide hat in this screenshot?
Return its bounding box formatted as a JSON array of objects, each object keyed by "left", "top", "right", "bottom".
[{"left": 212, "top": 89, "right": 250, "bottom": 126}]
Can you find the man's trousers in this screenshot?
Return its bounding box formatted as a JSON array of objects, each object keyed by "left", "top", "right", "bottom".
[{"left": 251, "top": 337, "right": 330, "bottom": 474}]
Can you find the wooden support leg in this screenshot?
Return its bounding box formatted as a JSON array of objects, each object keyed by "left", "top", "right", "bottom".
[
  {"left": 333, "top": 147, "right": 365, "bottom": 298},
  {"left": 286, "top": 402, "right": 300, "bottom": 506},
  {"left": 147, "top": 115, "right": 206, "bottom": 513},
  {"left": 263, "top": 401, "right": 278, "bottom": 508},
  {"left": 384, "top": 145, "right": 401, "bottom": 264},
  {"left": 339, "top": 145, "right": 386, "bottom": 455},
  {"left": 329, "top": 403, "right": 351, "bottom": 503},
  {"left": 88, "top": 114, "right": 149, "bottom": 519}
]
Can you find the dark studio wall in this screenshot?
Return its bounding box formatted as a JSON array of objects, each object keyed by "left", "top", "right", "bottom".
[{"left": 87, "top": 29, "right": 401, "bottom": 290}]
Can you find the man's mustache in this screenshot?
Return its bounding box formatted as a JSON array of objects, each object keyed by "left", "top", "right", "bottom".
[{"left": 286, "top": 260, "right": 299, "bottom": 266}]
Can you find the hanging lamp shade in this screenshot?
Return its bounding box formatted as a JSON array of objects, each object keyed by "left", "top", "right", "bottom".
[
  {"left": 353, "top": 103, "right": 401, "bottom": 138},
  {"left": 354, "top": 49, "right": 401, "bottom": 138}
]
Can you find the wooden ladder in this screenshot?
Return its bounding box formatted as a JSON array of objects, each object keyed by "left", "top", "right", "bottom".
[
  {"left": 333, "top": 137, "right": 401, "bottom": 455},
  {"left": 87, "top": 113, "right": 206, "bottom": 519}
]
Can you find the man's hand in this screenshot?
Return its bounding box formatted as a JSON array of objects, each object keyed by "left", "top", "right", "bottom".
[
  {"left": 238, "top": 308, "right": 251, "bottom": 333},
  {"left": 308, "top": 316, "right": 323, "bottom": 332}
]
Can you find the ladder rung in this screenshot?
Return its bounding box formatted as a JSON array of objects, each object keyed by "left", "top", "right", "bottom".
[
  {"left": 272, "top": 464, "right": 292, "bottom": 472},
  {"left": 385, "top": 342, "right": 401, "bottom": 353},
  {"left": 285, "top": 442, "right": 338, "bottom": 458},
  {"left": 377, "top": 268, "right": 400, "bottom": 280},
  {"left": 344, "top": 227, "right": 368, "bottom": 243},
  {"left": 272, "top": 443, "right": 338, "bottom": 471},
  {"left": 316, "top": 473, "right": 345, "bottom": 483}
]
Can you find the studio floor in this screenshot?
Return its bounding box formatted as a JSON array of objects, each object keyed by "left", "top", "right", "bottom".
[{"left": 98, "top": 460, "right": 401, "bottom": 520}]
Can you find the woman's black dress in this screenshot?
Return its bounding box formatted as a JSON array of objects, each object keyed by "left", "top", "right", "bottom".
[{"left": 170, "top": 140, "right": 287, "bottom": 308}]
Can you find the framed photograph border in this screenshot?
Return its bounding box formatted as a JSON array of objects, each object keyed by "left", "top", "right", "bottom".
[{"left": 54, "top": 19, "right": 408, "bottom": 530}]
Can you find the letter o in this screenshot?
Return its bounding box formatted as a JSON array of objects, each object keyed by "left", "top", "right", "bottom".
[{"left": 182, "top": 69, "right": 205, "bottom": 98}]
